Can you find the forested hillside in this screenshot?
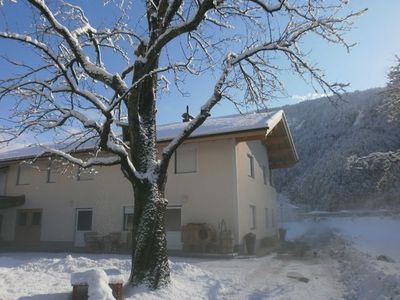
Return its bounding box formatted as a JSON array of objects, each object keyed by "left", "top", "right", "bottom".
[{"left": 274, "top": 88, "right": 400, "bottom": 210}]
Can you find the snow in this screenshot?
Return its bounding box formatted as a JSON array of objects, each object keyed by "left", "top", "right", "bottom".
[
  {"left": 1, "top": 215, "right": 399, "bottom": 299},
  {"left": 0, "top": 111, "right": 283, "bottom": 162},
  {"left": 285, "top": 215, "right": 400, "bottom": 261},
  {"left": 0, "top": 142, "right": 96, "bottom": 163},
  {"left": 156, "top": 110, "right": 282, "bottom": 141},
  {"left": 71, "top": 269, "right": 115, "bottom": 300},
  {"left": 0, "top": 251, "right": 344, "bottom": 300}
]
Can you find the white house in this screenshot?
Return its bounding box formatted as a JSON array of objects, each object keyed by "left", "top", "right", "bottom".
[{"left": 0, "top": 110, "right": 298, "bottom": 254}]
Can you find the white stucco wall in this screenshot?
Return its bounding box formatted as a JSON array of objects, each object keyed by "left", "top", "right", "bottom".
[
  {"left": 235, "top": 141, "right": 278, "bottom": 247},
  {"left": 0, "top": 138, "right": 278, "bottom": 251},
  {"left": 1, "top": 160, "right": 133, "bottom": 243},
  {"left": 0, "top": 138, "right": 239, "bottom": 246},
  {"left": 165, "top": 138, "right": 238, "bottom": 243}
]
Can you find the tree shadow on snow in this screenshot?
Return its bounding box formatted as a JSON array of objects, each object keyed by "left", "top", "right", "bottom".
[
  {"left": 18, "top": 292, "right": 70, "bottom": 300},
  {"left": 248, "top": 284, "right": 292, "bottom": 300}
]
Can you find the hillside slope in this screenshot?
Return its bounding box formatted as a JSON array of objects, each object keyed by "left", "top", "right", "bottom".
[{"left": 274, "top": 88, "right": 400, "bottom": 210}]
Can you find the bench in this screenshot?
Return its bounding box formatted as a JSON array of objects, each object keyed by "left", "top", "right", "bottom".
[{"left": 71, "top": 268, "right": 124, "bottom": 300}]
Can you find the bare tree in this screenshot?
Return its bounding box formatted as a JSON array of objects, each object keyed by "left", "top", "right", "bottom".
[{"left": 0, "top": 0, "right": 364, "bottom": 288}]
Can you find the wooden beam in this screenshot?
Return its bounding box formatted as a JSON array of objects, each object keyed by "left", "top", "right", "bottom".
[
  {"left": 265, "top": 135, "right": 288, "bottom": 145},
  {"left": 268, "top": 149, "right": 294, "bottom": 158}
]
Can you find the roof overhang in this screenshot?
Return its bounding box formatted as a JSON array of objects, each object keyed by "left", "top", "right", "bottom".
[
  {"left": 264, "top": 112, "right": 299, "bottom": 169},
  {"left": 0, "top": 111, "right": 298, "bottom": 169},
  {"left": 0, "top": 195, "right": 25, "bottom": 209}
]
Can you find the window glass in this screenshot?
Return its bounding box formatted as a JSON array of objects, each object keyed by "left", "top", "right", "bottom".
[
  {"left": 165, "top": 208, "right": 181, "bottom": 231},
  {"left": 262, "top": 166, "right": 267, "bottom": 185},
  {"left": 247, "top": 154, "right": 254, "bottom": 178},
  {"left": 18, "top": 212, "right": 28, "bottom": 226},
  {"left": 250, "top": 205, "right": 256, "bottom": 229},
  {"left": 31, "top": 211, "right": 42, "bottom": 226},
  {"left": 175, "top": 145, "right": 197, "bottom": 174},
  {"left": 123, "top": 206, "right": 134, "bottom": 231},
  {"left": 47, "top": 160, "right": 62, "bottom": 183},
  {"left": 17, "top": 164, "right": 31, "bottom": 185},
  {"left": 77, "top": 210, "right": 92, "bottom": 231}
]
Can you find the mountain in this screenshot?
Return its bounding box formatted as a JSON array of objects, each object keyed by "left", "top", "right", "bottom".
[{"left": 273, "top": 88, "right": 400, "bottom": 210}]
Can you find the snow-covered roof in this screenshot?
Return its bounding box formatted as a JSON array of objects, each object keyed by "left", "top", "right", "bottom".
[
  {"left": 156, "top": 110, "right": 282, "bottom": 141},
  {"left": 0, "top": 110, "right": 286, "bottom": 163},
  {"left": 0, "top": 143, "right": 95, "bottom": 163}
]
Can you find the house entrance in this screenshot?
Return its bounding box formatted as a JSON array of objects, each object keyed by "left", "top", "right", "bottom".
[
  {"left": 74, "top": 208, "right": 93, "bottom": 247},
  {"left": 15, "top": 209, "right": 42, "bottom": 247},
  {"left": 166, "top": 206, "right": 182, "bottom": 250}
]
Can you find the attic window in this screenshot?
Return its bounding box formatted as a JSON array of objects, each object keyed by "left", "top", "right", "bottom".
[
  {"left": 175, "top": 145, "right": 197, "bottom": 174},
  {"left": 16, "top": 164, "right": 31, "bottom": 185},
  {"left": 47, "top": 160, "right": 62, "bottom": 183},
  {"left": 247, "top": 154, "right": 254, "bottom": 178}
]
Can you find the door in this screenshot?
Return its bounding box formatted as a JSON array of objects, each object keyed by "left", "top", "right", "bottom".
[
  {"left": 15, "top": 209, "right": 42, "bottom": 247},
  {"left": 165, "top": 207, "right": 182, "bottom": 250},
  {"left": 74, "top": 208, "right": 93, "bottom": 247}
]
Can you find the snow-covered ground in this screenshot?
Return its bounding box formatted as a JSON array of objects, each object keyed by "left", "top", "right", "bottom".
[
  {"left": 285, "top": 215, "right": 400, "bottom": 261},
  {"left": 0, "top": 215, "right": 399, "bottom": 299}
]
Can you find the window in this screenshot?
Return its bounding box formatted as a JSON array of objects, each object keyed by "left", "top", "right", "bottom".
[
  {"left": 76, "top": 210, "right": 92, "bottom": 231},
  {"left": 18, "top": 212, "right": 28, "bottom": 226},
  {"left": 265, "top": 208, "right": 269, "bottom": 228},
  {"left": 0, "top": 168, "right": 7, "bottom": 195},
  {"left": 31, "top": 211, "right": 42, "bottom": 226},
  {"left": 250, "top": 205, "right": 256, "bottom": 229},
  {"left": 175, "top": 145, "right": 197, "bottom": 174},
  {"left": 165, "top": 208, "right": 181, "bottom": 231},
  {"left": 247, "top": 154, "right": 254, "bottom": 178},
  {"left": 77, "top": 167, "right": 95, "bottom": 181},
  {"left": 47, "top": 160, "right": 62, "bottom": 183},
  {"left": 262, "top": 166, "right": 267, "bottom": 185},
  {"left": 123, "top": 206, "right": 134, "bottom": 231},
  {"left": 16, "top": 164, "right": 31, "bottom": 185}
]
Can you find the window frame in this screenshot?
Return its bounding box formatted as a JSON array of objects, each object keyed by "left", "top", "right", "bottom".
[
  {"left": 250, "top": 205, "right": 256, "bottom": 229},
  {"left": 262, "top": 166, "right": 267, "bottom": 185},
  {"left": 123, "top": 206, "right": 134, "bottom": 231},
  {"left": 247, "top": 154, "right": 254, "bottom": 178},
  {"left": 165, "top": 207, "right": 182, "bottom": 232},
  {"left": 31, "top": 211, "right": 42, "bottom": 226},
  {"left": 47, "top": 160, "right": 58, "bottom": 183},
  {"left": 174, "top": 145, "right": 197, "bottom": 174},
  {"left": 265, "top": 208, "right": 269, "bottom": 228},
  {"left": 76, "top": 209, "right": 93, "bottom": 231},
  {"left": 16, "top": 164, "right": 31, "bottom": 186}
]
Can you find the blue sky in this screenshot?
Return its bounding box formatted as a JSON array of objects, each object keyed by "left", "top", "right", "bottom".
[{"left": 0, "top": 0, "right": 400, "bottom": 132}]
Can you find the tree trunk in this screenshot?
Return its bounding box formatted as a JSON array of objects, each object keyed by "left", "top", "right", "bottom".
[
  {"left": 125, "top": 51, "right": 171, "bottom": 288},
  {"left": 129, "top": 179, "right": 170, "bottom": 288}
]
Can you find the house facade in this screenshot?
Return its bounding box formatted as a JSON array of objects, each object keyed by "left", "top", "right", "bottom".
[{"left": 0, "top": 110, "right": 298, "bottom": 253}]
